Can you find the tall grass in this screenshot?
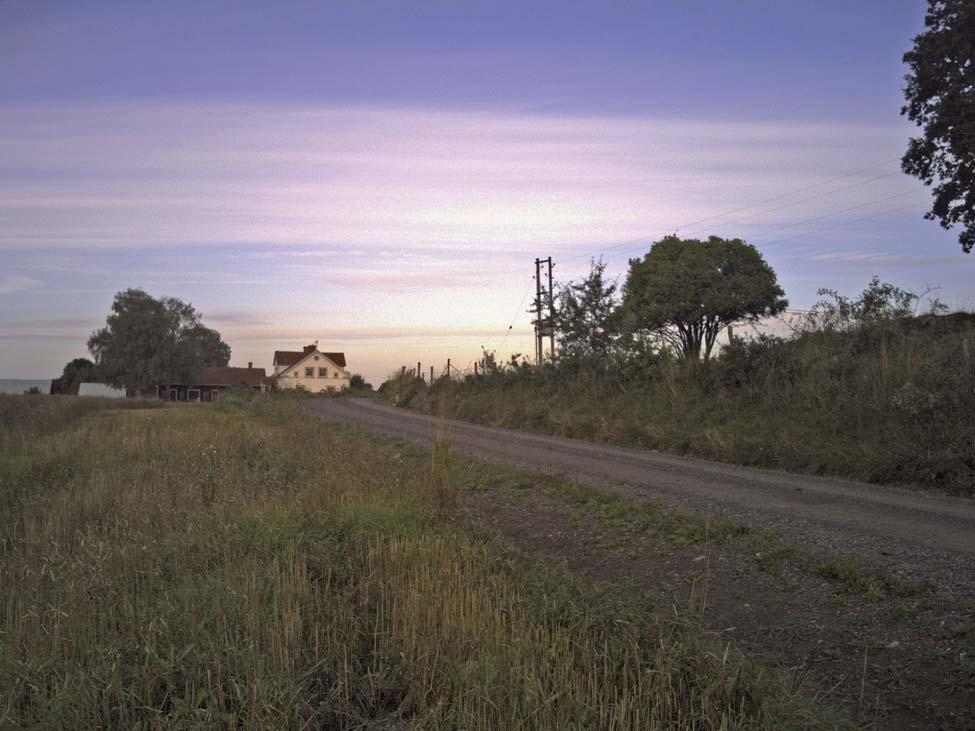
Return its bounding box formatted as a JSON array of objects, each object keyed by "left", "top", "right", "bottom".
[
  {"left": 0, "top": 397, "right": 838, "bottom": 728},
  {"left": 388, "top": 314, "right": 975, "bottom": 495},
  {"left": 0, "top": 393, "right": 160, "bottom": 452}
]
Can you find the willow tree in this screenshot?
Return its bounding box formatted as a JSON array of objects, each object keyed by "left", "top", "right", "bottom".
[{"left": 88, "top": 289, "right": 230, "bottom": 395}]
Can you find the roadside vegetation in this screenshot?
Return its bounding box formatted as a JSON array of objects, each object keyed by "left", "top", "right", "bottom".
[
  {"left": 0, "top": 394, "right": 841, "bottom": 728},
  {"left": 383, "top": 267, "right": 975, "bottom": 496}
]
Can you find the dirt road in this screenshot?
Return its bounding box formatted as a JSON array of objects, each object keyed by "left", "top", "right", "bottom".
[
  {"left": 306, "top": 398, "right": 975, "bottom": 569},
  {"left": 306, "top": 398, "right": 975, "bottom": 726}
]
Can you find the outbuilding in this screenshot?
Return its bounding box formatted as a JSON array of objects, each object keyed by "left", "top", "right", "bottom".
[{"left": 158, "top": 364, "right": 267, "bottom": 402}]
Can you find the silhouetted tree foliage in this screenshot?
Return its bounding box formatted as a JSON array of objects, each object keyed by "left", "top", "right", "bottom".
[
  {"left": 555, "top": 258, "right": 618, "bottom": 360},
  {"left": 88, "top": 289, "right": 230, "bottom": 395},
  {"left": 50, "top": 357, "right": 97, "bottom": 395},
  {"left": 349, "top": 374, "right": 373, "bottom": 391},
  {"left": 902, "top": 0, "right": 975, "bottom": 252},
  {"left": 618, "top": 236, "right": 787, "bottom": 362},
  {"left": 803, "top": 276, "right": 945, "bottom": 333}
]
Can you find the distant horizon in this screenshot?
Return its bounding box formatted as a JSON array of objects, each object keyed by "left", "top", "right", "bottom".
[{"left": 3, "top": 1, "right": 972, "bottom": 386}]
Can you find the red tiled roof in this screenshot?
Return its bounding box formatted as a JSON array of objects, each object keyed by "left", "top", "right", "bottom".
[
  {"left": 273, "top": 350, "right": 347, "bottom": 368},
  {"left": 197, "top": 366, "right": 267, "bottom": 387}
]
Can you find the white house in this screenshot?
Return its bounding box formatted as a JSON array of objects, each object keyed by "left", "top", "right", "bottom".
[{"left": 271, "top": 345, "right": 351, "bottom": 393}]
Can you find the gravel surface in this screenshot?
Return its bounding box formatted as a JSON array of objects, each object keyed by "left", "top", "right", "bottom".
[{"left": 306, "top": 398, "right": 975, "bottom": 593}]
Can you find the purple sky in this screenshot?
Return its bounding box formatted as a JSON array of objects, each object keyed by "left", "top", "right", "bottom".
[{"left": 2, "top": 0, "right": 971, "bottom": 384}]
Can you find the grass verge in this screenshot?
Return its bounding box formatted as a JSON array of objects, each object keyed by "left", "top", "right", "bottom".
[
  {"left": 384, "top": 314, "right": 975, "bottom": 496},
  {"left": 455, "top": 458, "right": 927, "bottom": 604}
]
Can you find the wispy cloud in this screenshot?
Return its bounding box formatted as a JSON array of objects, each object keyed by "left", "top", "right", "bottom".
[
  {"left": 2, "top": 100, "right": 966, "bottom": 384},
  {"left": 0, "top": 275, "right": 40, "bottom": 294},
  {"left": 0, "top": 101, "right": 914, "bottom": 253}
]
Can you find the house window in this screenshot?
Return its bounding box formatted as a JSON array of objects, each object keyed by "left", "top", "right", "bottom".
[
  {"left": 334, "top": 371, "right": 340, "bottom": 378},
  {"left": 305, "top": 367, "right": 314, "bottom": 377},
  {"left": 319, "top": 367, "right": 327, "bottom": 377}
]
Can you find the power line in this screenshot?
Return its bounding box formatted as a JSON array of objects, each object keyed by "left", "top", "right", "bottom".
[
  {"left": 557, "top": 156, "right": 904, "bottom": 266},
  {"left": 673, "top": 157, "right": 902, "bottom": 232},
  {"left": 677, "top": 169, "right": 901, "bottom": 239},
  {"left": 757, "top": 199, "right": 928, "bottom": 248},
  {"left": 496, "top": 275, "right": 534, "bottom": 355},
  {"left": 568, "top": 189, "right": 925, "bottom": 266},
  {"left": 745, "top": 189, "right": 920, "bottom": 240}
]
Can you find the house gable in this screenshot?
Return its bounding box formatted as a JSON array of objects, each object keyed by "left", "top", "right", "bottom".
[
  {"left": 276, "top": 350, "right": 349, "bottom": 379},
  {"left": 273, "top": 349, "right": 346, "bottom": 368}
]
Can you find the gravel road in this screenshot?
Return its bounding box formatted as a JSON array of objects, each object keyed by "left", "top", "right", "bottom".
[{"left": 306, "top": 398, "right": 975, "bottom": 587}]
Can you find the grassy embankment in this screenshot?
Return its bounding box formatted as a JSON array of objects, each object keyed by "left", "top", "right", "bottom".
[
  {"left": 0, "top": 394, "right": 841, "bottom": 728},
  {"left": 386, "top": 314, "right": 975, "bottom": 496}
]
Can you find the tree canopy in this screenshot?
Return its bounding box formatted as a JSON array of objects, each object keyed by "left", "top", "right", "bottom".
[
  {"left": 617, "top": 236, "right": 787, "bottom": 362},
  {"left": 901, "top": 0, "right": 975, "bottom": 252},
  {"left": 88, "top": 289, "right": 230, "bottom": 395},
  {"left": 555, "top": 258, "right": 618, "bottom": 360},
  {"left": 50, "top": 357, "right": 97, "bottom": 395}
]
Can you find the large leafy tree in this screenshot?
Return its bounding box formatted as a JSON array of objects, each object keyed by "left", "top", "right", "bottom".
[
  {"left": 618, "top": 236, "right": 787, "bottom": 362},
  {"left": 555, "top": 258, "right": 618, "bottom": 359},
  {"left": 88, "top": 289, "right": 230, "bottom": 395},
  {"left": 901, "top": 0, "right": 975, "bottom": 252}
]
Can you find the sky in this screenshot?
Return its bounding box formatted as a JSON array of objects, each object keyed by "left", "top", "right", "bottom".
[{"left": 2, "top": 0, "right": 972, "bottom": 385}]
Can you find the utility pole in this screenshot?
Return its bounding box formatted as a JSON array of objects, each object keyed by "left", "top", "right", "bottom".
[
  {"left": 531, "top": 257, "right": 556, "bottom": 365},
  {"left": 546, "top": 257, "right": 556, "bottom": 360}
]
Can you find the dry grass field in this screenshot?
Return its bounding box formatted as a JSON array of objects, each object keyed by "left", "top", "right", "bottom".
[{"left": 0, "top": 394, "right": 842, "bottom": 729}]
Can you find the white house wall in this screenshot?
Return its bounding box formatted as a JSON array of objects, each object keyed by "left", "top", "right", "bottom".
[{"left": 276, "top": 351, "right": 351, "bottom": 392}]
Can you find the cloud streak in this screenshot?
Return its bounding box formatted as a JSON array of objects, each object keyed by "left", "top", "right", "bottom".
[
  {"left": 0, "top": 101, "right": 916, "bottom": 253},
  {"left": 0, "top": 275, "right": 40, "bottom": 295},
  {"left": 1, "top": 100, "right": 967, "bottom": 384}
]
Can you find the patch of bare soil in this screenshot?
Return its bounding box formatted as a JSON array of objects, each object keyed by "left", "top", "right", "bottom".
[{"left": 465, "top": 487, "right": 975, "bottom": 730}]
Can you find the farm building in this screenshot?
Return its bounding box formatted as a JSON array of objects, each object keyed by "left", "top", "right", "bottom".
[
  {"left": 270, "top": 345, "right": 350, "bottom": 393},
  {"left": 157, "top": 364, "right": 267, "bottom": 402}
]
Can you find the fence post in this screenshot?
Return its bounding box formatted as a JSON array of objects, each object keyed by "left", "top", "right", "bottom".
[
  {"left": 430, "top": 365, "right": 434, "bottom": 383},
  {"left": 474, "top": 362, "right": 478, "bottom": 376}
]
